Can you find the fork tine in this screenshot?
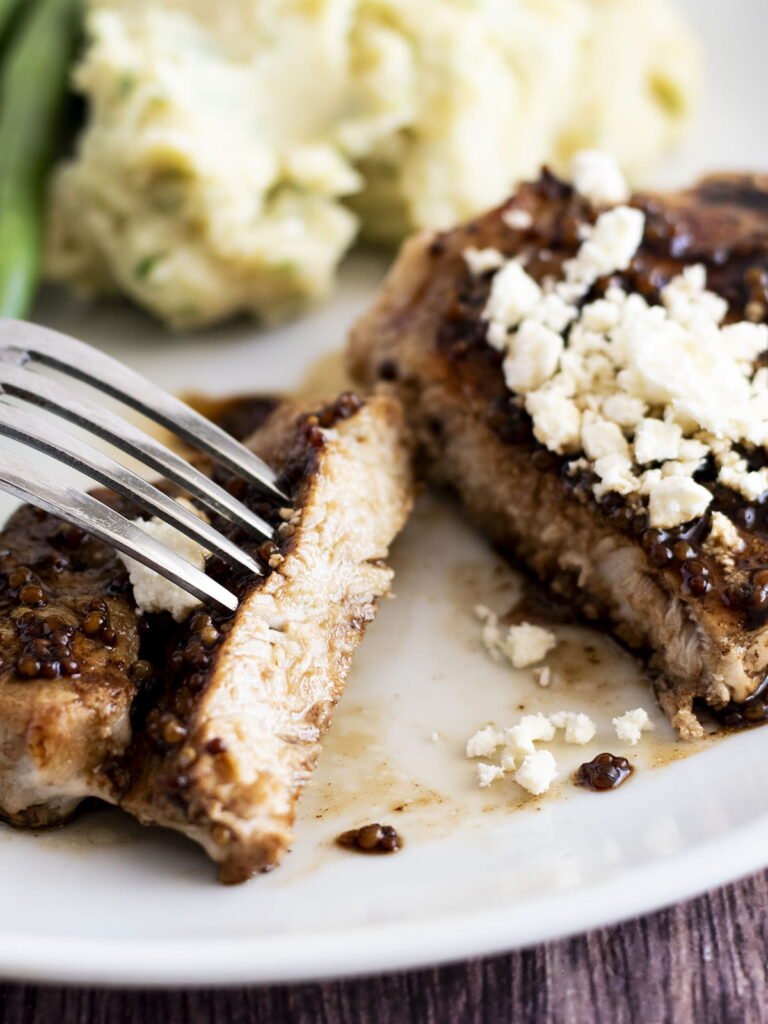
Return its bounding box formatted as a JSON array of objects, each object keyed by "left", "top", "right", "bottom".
[
  {"left": 0, "top": 363, "right": 277, "bottom": 542},
  {"left": 0, "top": 320, "right": 287, "bottom": 502},
  {"left": 0, "top": 447, "right": 238, "bottom": 616},
  {"left": 0, "top": 401, "right": 262, "bottom": 576}
]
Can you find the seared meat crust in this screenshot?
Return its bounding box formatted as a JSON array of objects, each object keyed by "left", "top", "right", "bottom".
[{"left": 0, "top": 509, "right": 141, "bottom": 826}]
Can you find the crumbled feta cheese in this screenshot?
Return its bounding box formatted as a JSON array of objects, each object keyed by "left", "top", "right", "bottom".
[
  {"left": 484, "top": 261, "right": 542, "bottom": 346},
  {"left": 466, "top": 725, "right": 504, "bottom": 758},
  {"left": 648, "top": 476, "right": 712, "bottom": 528},
  {"left": 502, "top": 623, "right": 557, "bottom": 668},
  {"left": 477, "top": 762, "right": 505, "bottom": 788},
  {"left": 504, "top": 713, "right": 556, "bottom": 757},
  {"left": 592, "top": 454, "right": 639, "bottom": 498},
  {"left": 662, "top": 264, "right": 727, "bottom": 328},
  {"left": 564, "top": 206, "right": 645, "bottom": 288},
  {"left": 549, "top": 711, "right": 597, "bottom": 745},
  {"left": 601, "top": 393, "right": 647, "bottom": 429},
  {"left": 721, "top": 322, "right": 768, "bottom": 363},
  {"left": 514, "top": 750, "right": 558, "bottom": 795},
  {"left": 707, "top": 511, "right": 745, "bottom": 555},
  {"left": 571, "top": 150, "right": 629, "bottom": 206},
  {"left": 661, "top": 460, "right": 700, "bottom": 479},
  {"left": 431, "top": 732, "right": 440, "bottom": 743},
  {"left": 581, "top": 297, "right": 623, "bottom": 333},
  {"left": 486, "top": 321, "right": 509, "bottom": 351},
  {"left": 503, "top": 208, "right": 533, "bottom": 231},
  {"left": 638, "top": 468, "right": 663, "bottom": 495},
  {"left": 119, "top": 500, "right": 210, "bottom": 621},
  {"left": 534, "top": 666, "right": 552, "bottom": 688},
  {"left": 633, "top": 418, "right": 683, "bottom": 464},
  {"left": 525, "top": 388, "right": 582, "bottom": 454},
  {"left": 581, "top": 417, "right": 630, "bottom": 461},
  {"left": 530, "top": 292, "right": 578, "bottom": 334},
  {"left": 613, "top": 707, "right": 654, "bottom": 745},
  {"left": 718, "top": 463, "right": 768, "bottom": 501},
  {"left": 479, "top": 158, "right": 768, "bottom": 528},
  {"left": 464, "top": 247, "right": 505, "bottom": 276},
  {"left": 503, "top": 320, "right": 563, "bottom": 393},
  {"left": 476, "top": 603, "right": 554, "bottom": 669},
  {"left": 678, "top": 438, "right": 710, "bottom": 464}
]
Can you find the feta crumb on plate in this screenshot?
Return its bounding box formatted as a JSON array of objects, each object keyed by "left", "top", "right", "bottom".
[
  {"left": 514, "top": 750, "right": 558, "bottom": 796},
  {"left": 613, "top": 708, "right": 654, "bottom": 745},
  {"left": 534, "top": 666, "right": 552, "bottom": 688},
  {"left": 504, "top": 713, "right": 556, "bottom": 757},
  {"left": 500, "top": 749, "right": 520, "bottom": 773},
  {"left": 477, "top": 763, "right": 505, "bottom": 788},
  {"left": 503, "top": 622, "right": 558, "bottom": 668},
  {"left": 475, "top": 607, "right": 557, "bottom": 668},
  {"left": 466, "top": 725, "right": 504, "bottom": 758},
  {"left": 549, "top": 711, "right": 597, "bottom": 745}
]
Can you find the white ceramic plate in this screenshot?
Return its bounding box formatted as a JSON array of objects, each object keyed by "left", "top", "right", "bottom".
[{"left": 0, "top": 0, "right": 766, "bottom": 988}]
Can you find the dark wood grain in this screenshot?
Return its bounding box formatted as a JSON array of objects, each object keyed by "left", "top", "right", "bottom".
[{"left": 1, "top": 871, "right": 767, "bottom": 1024}]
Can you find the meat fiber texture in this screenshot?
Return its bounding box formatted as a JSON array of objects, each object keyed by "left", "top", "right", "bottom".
[{"left": 122, "top": 396, "right": 414, "bottom": 882}]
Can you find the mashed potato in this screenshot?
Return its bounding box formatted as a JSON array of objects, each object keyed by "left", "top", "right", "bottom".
[{"left": 45, "top": 0, "right": 699, "bottom": 329}]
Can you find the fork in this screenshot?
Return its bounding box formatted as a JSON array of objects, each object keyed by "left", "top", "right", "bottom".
[{"left": 0, "top": 320, "right": 287, "bottom": 615}]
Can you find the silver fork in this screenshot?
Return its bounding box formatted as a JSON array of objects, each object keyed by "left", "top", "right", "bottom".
[{"left": 0, "top": 320, "right": 287, "bottom": 616}]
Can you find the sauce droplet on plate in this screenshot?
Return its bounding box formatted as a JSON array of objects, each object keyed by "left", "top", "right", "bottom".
[
  {"left": 336, "top": 823, "right": 402, "bottom": 854},
  {"left": 576, "top": 752, "right": 632, "bottom": 791}
]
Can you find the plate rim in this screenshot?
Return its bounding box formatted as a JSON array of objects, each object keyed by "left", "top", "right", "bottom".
[{"left": 2, "top": 808, "right": 767, "bottom": 988}]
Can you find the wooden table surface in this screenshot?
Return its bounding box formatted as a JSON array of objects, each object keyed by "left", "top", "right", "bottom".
[{"left": 1, "top": 869, "right": 765, "bottom": 1024}]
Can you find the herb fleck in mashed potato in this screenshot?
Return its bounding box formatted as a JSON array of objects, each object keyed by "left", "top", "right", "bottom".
[{"left": 46, "top": 0, "right": 699, "bottom": 329}]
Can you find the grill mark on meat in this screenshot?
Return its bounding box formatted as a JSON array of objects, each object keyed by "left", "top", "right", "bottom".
[{"left": 348, "top": 169, "right": 768, "bottom": 739}]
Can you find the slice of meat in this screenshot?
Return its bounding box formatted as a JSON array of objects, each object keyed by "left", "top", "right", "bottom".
[
  {"left": 348, "top": 170, "right": 768, "bottom": 739},
  {"left": 0, "top": 392, "right": 413, "bottom": 883},
  {"left": 120, "top": 392, "right": 413, "bottom": 882},
  {"left": 0, "top": 397, "right": 286, "bottom": 829}
]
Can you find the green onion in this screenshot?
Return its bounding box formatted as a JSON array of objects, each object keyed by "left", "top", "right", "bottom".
[
  {"left": 0, "top": 0, "right": 81, "bottom": 318},
  {"left": 134, "top": 252, "right": 165, "bottom": 281}
]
